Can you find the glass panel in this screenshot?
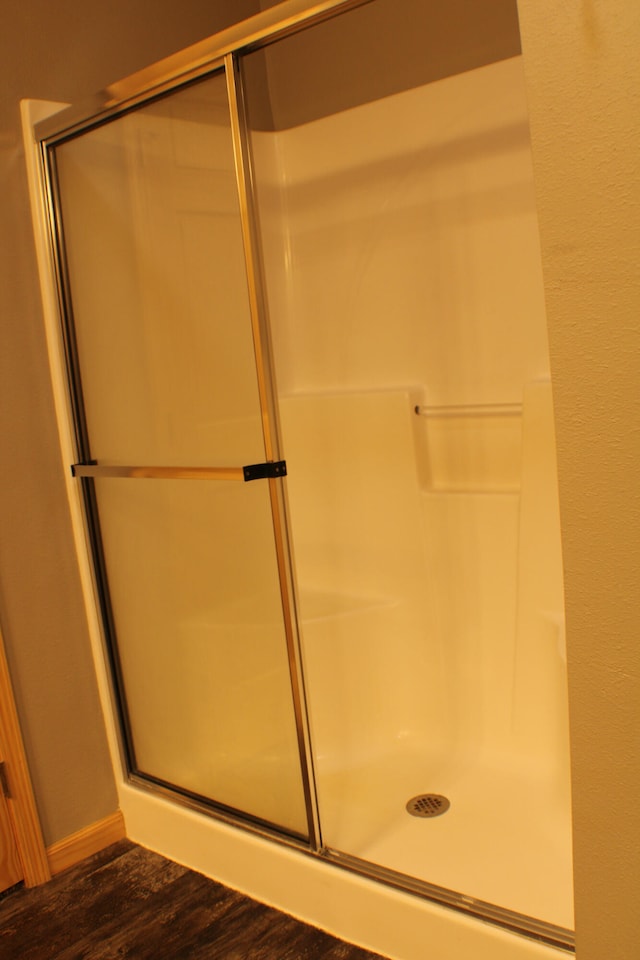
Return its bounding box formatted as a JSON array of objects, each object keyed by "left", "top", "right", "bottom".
[
  {"left": 243, "top": 0, "right": 572, "bottom": 929},
  {"left": 52, "top": 71, "right": 308, "bottom": 838},
  {"left": 95, "top": 478, "right": 307, "bottom": 836},
  {"left": 54, "top": 73, "right": 264, "bottom": 466}
]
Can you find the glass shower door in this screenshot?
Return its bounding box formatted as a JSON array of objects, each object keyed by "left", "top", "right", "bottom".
[
  {"left": 50, "top": 69, "right": 310, "bottom": 839},
  {"left": 240, "top": 0, "right": 573, "bottom": 940}
]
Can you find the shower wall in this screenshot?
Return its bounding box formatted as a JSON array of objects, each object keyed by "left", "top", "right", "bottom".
[
  {"left": 262, "top": 59, "right": 549, "bottom": 401},
  {"left": 250, "top": 54, "right": 571, "bottom": 920},
  {"left": 254, "top": 54, "right": 563, "bottom": 737}
]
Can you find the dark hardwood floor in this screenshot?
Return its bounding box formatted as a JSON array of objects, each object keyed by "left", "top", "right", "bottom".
[{"left": 0, "top": 840, "right": 390, "bottom": 959}]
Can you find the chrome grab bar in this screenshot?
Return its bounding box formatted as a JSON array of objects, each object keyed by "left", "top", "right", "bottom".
[{"left": 414, "top": 403, "right": 522, "bottom": 419}]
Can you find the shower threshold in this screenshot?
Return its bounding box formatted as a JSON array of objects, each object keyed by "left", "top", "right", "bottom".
[
  {"left": 322, "top": 847, "right": 575, "bottom": 953},
  {"left": 129, "top": 768, "right": 574, "bottom": 952}
]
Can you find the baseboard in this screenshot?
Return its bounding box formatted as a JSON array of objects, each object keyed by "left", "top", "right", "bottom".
[{"left": 47, "top": 810, "right": 126, "bottom": 876}]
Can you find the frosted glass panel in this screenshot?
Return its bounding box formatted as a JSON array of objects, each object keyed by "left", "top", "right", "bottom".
[
  {"left": 96, "top": 478, "right": 307, "bottom": 835},
  {"left": 54, "top": 73, "right": 264, "bottom": 466},
  {"left": 52, "top": 70, "right": 308, "bottom": 839}
]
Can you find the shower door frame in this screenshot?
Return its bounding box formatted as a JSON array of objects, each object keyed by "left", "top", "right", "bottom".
[
  {"left": 29, "top": 0, "right": 574, "bottom": 951},
  {"left": 38, "top": 54, "right": 322, "bottom": 848}
]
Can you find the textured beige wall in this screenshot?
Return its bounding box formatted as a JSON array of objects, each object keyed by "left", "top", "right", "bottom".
[
  {"left": 0, "top": 0, "right": 259, "bottom": 846},
  {"left": 516, "top": 0, "right": 640, "bottom": 956}
]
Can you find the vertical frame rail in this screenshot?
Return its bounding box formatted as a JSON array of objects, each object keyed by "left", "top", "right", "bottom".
[
  {"left": 40, "top": 140, "right": 140, "bottom": 783},
  {"left": 225, "top": 53, "right": 322, "bottom": 851}
]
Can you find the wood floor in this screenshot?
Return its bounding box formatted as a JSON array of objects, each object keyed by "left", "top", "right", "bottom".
[{"left": 0, "top": 840, "right": 389, "bottom": 959}]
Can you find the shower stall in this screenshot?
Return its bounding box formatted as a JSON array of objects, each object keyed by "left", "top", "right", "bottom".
[{"left": 27, "top": 0, "right": 573, "bottom": 955}]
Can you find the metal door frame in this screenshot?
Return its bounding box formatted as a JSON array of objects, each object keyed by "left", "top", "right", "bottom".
[
  {"left": 39, "top": 57, "right": 322, "bottom": 847},
  {"left": 30, "top": 0, "right": 574, "bottom": 948}
]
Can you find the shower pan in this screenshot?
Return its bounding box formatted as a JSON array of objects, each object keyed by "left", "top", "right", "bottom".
[{"left": 25, "top": 1, "right": 573, "bottom": 957}]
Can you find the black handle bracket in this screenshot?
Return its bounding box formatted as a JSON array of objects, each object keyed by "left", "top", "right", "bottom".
[{"left": 243, "top": 460, "right": 287, "bottom": 482}]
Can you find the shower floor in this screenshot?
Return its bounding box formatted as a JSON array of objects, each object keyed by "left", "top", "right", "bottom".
[{"left": 315, "top": 745, "right": 574, "bottom": 931}]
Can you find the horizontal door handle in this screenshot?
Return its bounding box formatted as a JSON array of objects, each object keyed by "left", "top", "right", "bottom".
[{"left": 72, "top": 460, "right": 287, "bottom": 482}]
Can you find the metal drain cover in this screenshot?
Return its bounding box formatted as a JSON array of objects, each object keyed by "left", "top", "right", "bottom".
[{"left": 406, "top": 794, "right": 450, "bottom": 818}]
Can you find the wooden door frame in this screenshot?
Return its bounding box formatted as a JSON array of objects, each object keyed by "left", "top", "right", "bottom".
[{"left": 0, "top": 626, "right": 50, "bottom": 886}]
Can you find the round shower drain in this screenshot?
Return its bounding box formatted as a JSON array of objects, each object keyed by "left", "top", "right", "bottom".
[{"left": 406, "top": 794, "right": 450, "bottom": 818}]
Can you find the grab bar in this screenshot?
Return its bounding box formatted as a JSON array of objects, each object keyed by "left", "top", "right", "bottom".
[{"left": 414, "top": 403, "right": 522, "bottom": 419}]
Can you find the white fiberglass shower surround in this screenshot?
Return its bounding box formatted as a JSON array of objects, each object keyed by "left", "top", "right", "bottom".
[{"left": 26, "top": 1, "right": 573, "bottom": 957}]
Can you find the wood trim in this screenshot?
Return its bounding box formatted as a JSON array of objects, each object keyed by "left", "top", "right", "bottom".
[
  {"left": 0, "top": 630, "right": 50, "bottom": 887},
  {"left": 0, "top": 787, "right": 23, "bottom": 890},
  {"left": 47, "top": 811, "right": 126, "bottom": 876}
]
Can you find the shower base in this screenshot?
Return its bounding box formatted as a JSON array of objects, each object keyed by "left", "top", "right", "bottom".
[{"left": 315, "top": 745, "right": 574, "bottom": 933}]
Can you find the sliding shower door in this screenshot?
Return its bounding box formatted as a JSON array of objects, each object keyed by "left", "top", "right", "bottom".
[
  {"left": 49, "top": 69, "right": 310, "bottom": 839},
  {"left": 36, "top": 0, "right": 573, "bottom": 944},
  {"left": 240, "top": 0, "right": 573, "bottom": 940}
]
